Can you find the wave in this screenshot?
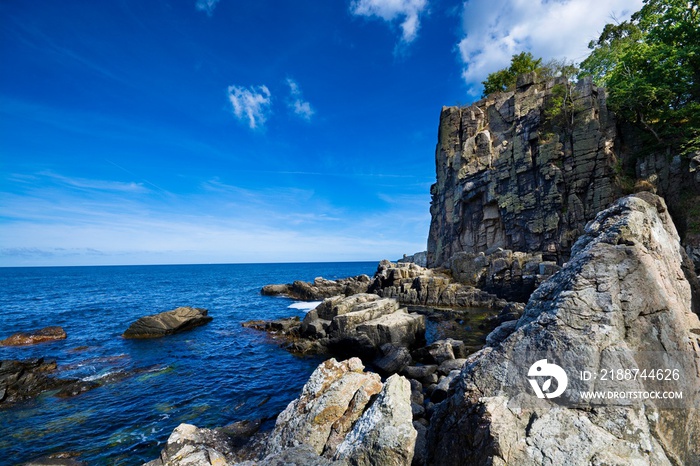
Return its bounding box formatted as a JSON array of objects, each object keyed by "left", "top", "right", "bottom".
[
  {"left": 81, "top": 370, "right": 117, "bottom": 382},
  {"left": 287, "top": 301, "right": 322, "bottom": 312}
]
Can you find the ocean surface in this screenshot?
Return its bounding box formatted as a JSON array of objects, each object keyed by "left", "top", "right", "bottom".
[{"left": 0, "top": 262, "right": 379, "bottom": 465}]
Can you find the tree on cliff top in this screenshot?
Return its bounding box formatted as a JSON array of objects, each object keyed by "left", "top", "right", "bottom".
[
  {"left": 580, "top": 0, "right": 699, "bottom": 153},
  {"left": 481, "top": 53, "right": 578, "bottom": 98},
  {"left": 481, "top": 52, "right": 542, "bottom": 97}
]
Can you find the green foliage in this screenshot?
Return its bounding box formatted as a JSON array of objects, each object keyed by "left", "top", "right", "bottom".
[
  {"left": 482, "top": 52, "right": 542, "bottom": 97},
  {"left": 482, "top": 54, "right": 580, "bottom": 98},
  {"left": 580, "top": 0, "right": 700, "bottom": 153},
  {"left": 543, "top": 83, "right": 577, "bottom": 134},
  {"left": 539, "top": 58, "right": 579, "bottom": 82}
]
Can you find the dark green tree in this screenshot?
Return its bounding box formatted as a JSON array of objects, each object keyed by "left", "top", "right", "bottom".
[
  {"left": 580, "top": 0, "right": 699, "bottom": 152},
  {"left": 481, "top": 52, "right": 543, "bottom": 97}
]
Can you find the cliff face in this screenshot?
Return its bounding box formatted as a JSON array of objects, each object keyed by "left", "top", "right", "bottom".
[
  {"left": 426, "top": 193, "right": 700, "bottom": 465},
  {"left": 428, "top": 73, "right": 619, "bottom": 267}
]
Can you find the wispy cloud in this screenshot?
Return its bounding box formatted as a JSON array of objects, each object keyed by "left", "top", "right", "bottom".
[
  {"left": 39, "top": 171, "right": 148, "bottom": 193},
  {"left": 458, "top": 0, "right": 643, "bottom": 94},
  {"left": 0, "top": 170, "right": 429, "bottom": 266},
  {"left": 350, "top": 0, "right": 428, "bottom": 44},
  {"left": 196, "top": 0, "right": 221, "bottom": 16},
  {"left": 286, "top": 78, "right": 315, "bottom": 121},
  {"left": 226, "top": 84, "right": 272, "bottom": 129}
]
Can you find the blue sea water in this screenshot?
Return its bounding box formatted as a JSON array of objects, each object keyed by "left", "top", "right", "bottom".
[{"left": 0, "top": 262, "right": 378, "bottom": 465}]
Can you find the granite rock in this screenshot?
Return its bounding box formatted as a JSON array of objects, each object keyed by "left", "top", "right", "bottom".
[
  {"left": 428, "top": 76, "right": 618, "bottom": 268},
  {"left": 265, "top": 358, "right": 383, "bottom": 457},
  {"left": 123, "top": 307, "right": 212, "bottom": 339},
  {"left": 426, "top": 194, "right": 700, "bottom": 465},
  {"left": 333, "top": 374, "right": 417, "bottom": 466},
  {"left": 261, "top": 276, "right": 371, "bottom": 301}
]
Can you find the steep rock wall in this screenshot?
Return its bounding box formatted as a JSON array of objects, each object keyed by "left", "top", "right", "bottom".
[
  {"left": 428, "top": 74, "right": 619, "bottom": 267},
  {"left": 425, "top": 193, "right": 700, "bottom": 465}
]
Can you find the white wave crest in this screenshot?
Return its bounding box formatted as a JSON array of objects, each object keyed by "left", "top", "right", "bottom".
[
  {"left": 287, "top": 301, "right": 322, "bottom": 312},
  {"left": 81, "top": 371, "right": 116, "bottom": 382}
]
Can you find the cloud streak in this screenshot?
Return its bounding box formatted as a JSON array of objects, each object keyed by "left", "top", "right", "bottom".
[
  {"left": 458, "top": 0, "right": 643, "bottom": 94},
  {"left": 350, "top": 0, "right": 428, "bottom": 44},
  {"left": 39, "top": 171, "right": 148, "bottom": 193},
  {"left": 226, "top": 84, "right": 272, "bottom": 129}
]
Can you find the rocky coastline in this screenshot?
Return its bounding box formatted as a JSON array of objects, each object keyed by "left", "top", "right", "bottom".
[
  {"left": 5, "top": 71, "right": 700, "bottom": 465},
  {"left": 146, "top": 193, "right": 700, "bottom": 466}
]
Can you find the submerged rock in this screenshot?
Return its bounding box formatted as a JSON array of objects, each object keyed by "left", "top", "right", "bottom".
[
  {"left": 426, "top": 194, "right": 700, "bottom": 465},
  {"left": 0, "top": 358, "right": 68, "bottom": 405},
  {"left": 0, "top": 326, "right": 67, "bottom": 346},
  {"left": 123, "top": 307, "right": 212, "bottom": 339},
  {"left": 23, "top": 451, "right": 87, "bottom": 466}
]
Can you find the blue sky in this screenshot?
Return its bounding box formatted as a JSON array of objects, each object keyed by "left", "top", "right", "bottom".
[{"left": 0, "top": 0, "right": 642, "bottom": 266}]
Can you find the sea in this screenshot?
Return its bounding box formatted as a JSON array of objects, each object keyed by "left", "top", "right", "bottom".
[{"left": 0, "top": 262, "right": 379, "bottom": 465}]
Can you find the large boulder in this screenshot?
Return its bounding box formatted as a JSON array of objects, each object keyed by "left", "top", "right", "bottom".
[
  {"left": 369, "top": 261, "right": 506, "bottom": 309},
  {"left": 143, "top": 423, "right": 235, "bottom": 466},
  {"left": 261, "top": 275, "right": 371, "bottom": 300},
  {"left": 0, "top": 358, "right": 67, "bottom": 404},
  {"left": 1, "top": 326, "right": 66, "bottom": 346},
  {"left": 333, "top": 374, "right": 417, "bottom": 466},
  {"left": 264, "top": 358, "right": 383, "bottom": 457},
  {"left": 299, "top": 295, "right": 426, "bottom": 358},
  {"left": 426, "top": 194, "right": 700, "bottom": 465},
  {"left": 122, "top": 307, "right": 212, "bottom": 339},
  {"left": 147, "top": 358, "right": 417, "bottom": 466}
]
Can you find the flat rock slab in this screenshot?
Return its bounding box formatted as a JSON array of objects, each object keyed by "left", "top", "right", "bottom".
[
  {"left": 0, "top": 326, "right": 66, "bottom": 346},
  {"left": 123, "top": 307, "right": 212, "bottom": 339}
]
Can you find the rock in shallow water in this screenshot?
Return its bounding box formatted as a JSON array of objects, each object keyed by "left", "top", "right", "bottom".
[
  {"left": 0, "top": 326, "right": 66, "bottom": 346},
  {"left": 146, "top": 358, "right": 417, "bottom": 466},
  {"left": 143, "top": 423, "right": 235, "bottom": 466},
  {"left": 23, "top": 451, "right": 87, "bottom": 466},
  {"left": 0, "top": 358, "right": 68, "bottom": 405},
  {"left": 261, "top": 275, "right": 372, "bottom": 300},
  {"left": 123, "top": 307, "right": 212, "bottom": 339}
]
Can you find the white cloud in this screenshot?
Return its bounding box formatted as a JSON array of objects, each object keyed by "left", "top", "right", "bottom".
[
  {"left": 286, "top": 78, "right": 315, "bottom": 120},
  {"left": 458, "top": 0, "right": 644, "bottom": 94},
  {"left": 196, "top": 0, "right": 221, "bottom": 16},
  {"left": 39, "top": 171, "right": 148, "bottom": 193},
  {"left": 0, "top": 173, "right": 429, "bottom": 266},
  {"left": 226, "top": 84, "right": 272, "bottom": 129},
  {"left": 350, "top": 0, "right": 429, "bottom": 44}
]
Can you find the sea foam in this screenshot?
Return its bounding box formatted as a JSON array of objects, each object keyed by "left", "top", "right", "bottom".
[{"left": 287, "top": 301, "right": 322, "bottom": 312}]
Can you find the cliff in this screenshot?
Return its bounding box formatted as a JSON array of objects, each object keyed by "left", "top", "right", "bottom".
[
  {"left": 427, "top": 72, "right": 700, "bottom": 270},
  {"left": 426, "top": 193, "right": 700, "bottom": 465}
]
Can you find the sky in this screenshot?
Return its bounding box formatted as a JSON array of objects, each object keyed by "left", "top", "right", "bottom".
[{"left": 0, "top": 0, "right": 643, "bottom": 267}]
